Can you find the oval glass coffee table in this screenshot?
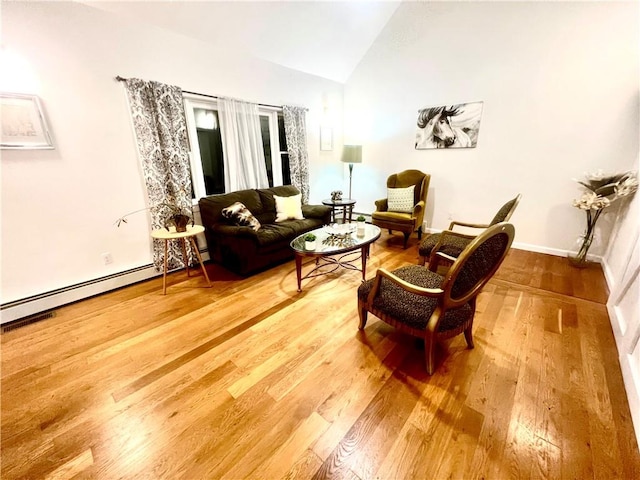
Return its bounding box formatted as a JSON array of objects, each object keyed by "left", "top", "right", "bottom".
[{"left": 290, "top": 223, "right": 381, "bottom": 292}]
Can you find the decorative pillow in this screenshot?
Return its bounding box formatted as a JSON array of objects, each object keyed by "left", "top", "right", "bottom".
[
  {"left": 274, "top": 193, "right": 304, "bottom": 222},
  {"left": 387, "top": 185, "right": 416, "bottom": 213},
  {"left": 221, "top": 202, "right": 261, "bottom": 231}
]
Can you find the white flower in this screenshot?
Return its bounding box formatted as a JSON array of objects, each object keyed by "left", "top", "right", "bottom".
[
  {"left": 573, "top": 192, "right": 610, "bottom": 211},
  {"left": 573, "top": 169, "right": 638, "bottom": 210},
  {"left": 614, "top": 174, "right": 639, "bottom": 198},
  {"left": 584, "top": 169, "right": 607, "bottom": 181}
]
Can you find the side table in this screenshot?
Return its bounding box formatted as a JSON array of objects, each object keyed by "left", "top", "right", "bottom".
[
  {"left": 150, "top": 224, "right": 212, "bottom": 295},
  {"left": 322, "top": 198, "right": 356, "bottom": 224}
]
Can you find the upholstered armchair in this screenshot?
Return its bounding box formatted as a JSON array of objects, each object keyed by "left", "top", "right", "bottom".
[
  {"left": 371, "top": 170, "right": 430, "bottom": 249},
  {"left": 358, "top": 222, "right": 515, "bottom": 374},
  {"left": 419, "top": 194, "right": 521, "bottom": 271}
]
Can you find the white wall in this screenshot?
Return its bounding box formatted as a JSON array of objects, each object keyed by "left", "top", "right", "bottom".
[
  {"left": 0, "top": 1, "right": 344, "bottom": 307},
  {"left": 343, "top": 1, "right": 639, "bottom": 256}
]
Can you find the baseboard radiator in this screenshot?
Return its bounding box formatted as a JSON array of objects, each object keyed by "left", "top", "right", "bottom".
[{"left": 1, "top": 251, "right": 209, "bottom": 327}]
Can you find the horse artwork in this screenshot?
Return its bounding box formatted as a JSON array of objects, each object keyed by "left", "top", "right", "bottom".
[{"left": 415, "top": 101, "right": 483, "bottom": 149}]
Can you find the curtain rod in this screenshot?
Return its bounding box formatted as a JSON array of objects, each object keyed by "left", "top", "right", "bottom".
[{"left": 115, "top": 75, "right": 306, "bottom": 111}]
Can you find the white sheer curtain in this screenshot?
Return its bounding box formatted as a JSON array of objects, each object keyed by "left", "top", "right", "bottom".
[{"left": 217, "top": 97, "right": 269, "bottom": 191}]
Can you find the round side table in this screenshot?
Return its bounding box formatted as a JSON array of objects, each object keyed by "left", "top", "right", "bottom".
[
  {"left": 151, "top": 224, "right": 212, "bottom": 294},
  {"left": 322, "top": 198, "right": 356, "bottom": 224}
]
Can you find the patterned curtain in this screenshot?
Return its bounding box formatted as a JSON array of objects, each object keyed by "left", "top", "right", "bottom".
[
  {"left": 123, "top": 78, "right": 195, "bottom": 271},
  {"left": 283, "top": 106, "right": 310, "bottom": 203}
]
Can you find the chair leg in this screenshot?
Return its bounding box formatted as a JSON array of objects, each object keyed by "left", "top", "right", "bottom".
[
  {"left": 420, "top": 255, "right": 427, "bottom": 266},
  {"left": 464, "top": 306, "right": 476, "bottom": 349},
  {"left": 464, "top": 327, "right": 474, "bottom": 349},
  {"left": 402, "top": 232, "right": 410, "bottom": 249},
  {"left": 388, "top": 229, "right": 393, "bottom": 235},
  {"left": 358, "top": 300, "right": 368, "bottom": 330},
  {"left": 417, "top": 226, "right": 423, "bottom": 240},
  {"left": 424, "top": 333, "right": 436, "bottom": 375}
]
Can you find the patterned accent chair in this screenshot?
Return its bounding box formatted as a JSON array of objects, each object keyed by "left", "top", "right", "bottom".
[
  {"left": 358, "top": 222, "right": 515, "bottom": 374},
  {"left": 371, "top": 170, "right": 431, "bottom": 249},
  {"left": 419, "top": 194, "right": 521, "bottom": 271}
]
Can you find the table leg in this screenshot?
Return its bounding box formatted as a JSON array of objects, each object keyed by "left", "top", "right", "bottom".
[
  {"left": 181, "top": 238, "right": 190, "bottom": 277},
  {"left": 342, "top": 205, "right": 347, "bottom": 224},
  {"left": 162, "top": 239, "right": 168, "bottom": 295},
  {"left": 295, "top": 254, "right": 303, "bottom": 292},
  {"left": 189, "top": 237, "right": 211, "bottom": 287},
  {"left": 361, "top": 245, "right": 368, "bottom": 280}
]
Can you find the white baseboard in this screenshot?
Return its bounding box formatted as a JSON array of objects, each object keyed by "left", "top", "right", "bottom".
[
  {"left": 601, "top": 256, "right": 640, "bottom": 450},
  {"left": 1, "top": 252, "right": 210, "bottom": 325},
  {"left": 422, "top": 227, "right": 602, "bottom": 262}
]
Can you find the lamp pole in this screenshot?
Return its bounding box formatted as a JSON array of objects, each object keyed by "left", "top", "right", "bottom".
[{"left": 348, "top": 163, "right": 354, "bottom": 200}]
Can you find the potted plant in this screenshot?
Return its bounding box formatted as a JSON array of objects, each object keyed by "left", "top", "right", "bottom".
[
  {"left": 356, "top": 215, "right": 366, "bottom": 237},
  {"left": 115, "top": 202, "right": 194, "bottom": 232},
  {"left": 304, "top": 233, "right": 317, "bottom": 250}
]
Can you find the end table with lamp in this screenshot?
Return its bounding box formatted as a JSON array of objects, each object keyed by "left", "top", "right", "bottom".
[{"left": 150, "top": 224, "right": 212, "bottom": 294}]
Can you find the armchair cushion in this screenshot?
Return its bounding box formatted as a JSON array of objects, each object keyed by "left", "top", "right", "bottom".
[
  {"left": 387, "top": 185, "right": 416, "bottom": 213},
  {"left": 419, "top": 232, "right": 472, "bottom": 258},
  {"left": 357, "top": 265, "right": 473, "bottom": 332}
]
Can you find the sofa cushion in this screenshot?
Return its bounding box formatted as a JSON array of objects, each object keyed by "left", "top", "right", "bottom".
[
  {"left": 274, "top": 193, "right": 304, "bottom": 222},
  {"left": 258, "top": 185, "right": 301, "bottom": 213},
  {"left": 221, "top": 202, "right": 261, "bottom": 231},
  {"left": 199, "top": 189, "right": 263, "bottom": 224},
  {"left": 255, "top": 218, "right": 322, "bottom": 246}
]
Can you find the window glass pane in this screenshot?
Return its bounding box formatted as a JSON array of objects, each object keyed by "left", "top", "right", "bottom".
[
  {"left": 278, "top": 114, "right": 287, "bottom": 151},
  {"left": 260, "top": 115, "right": 273, "bottom": 187},
  {"left": 281, "top": 153, "right": 291, "bottom": 185},
  {"left": 278, "top": 114, "right": 291, "bottom": 185},
  {"left": 194, "top": 108, "right": 225, "bottom": 195}
]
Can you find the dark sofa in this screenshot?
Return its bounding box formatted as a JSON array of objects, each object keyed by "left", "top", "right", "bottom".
[{"left": 199, "top": 185, "right": 331, "bottom": 276}]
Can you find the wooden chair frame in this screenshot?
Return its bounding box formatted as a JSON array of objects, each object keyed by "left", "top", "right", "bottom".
[
  {"left": 359, "top": 222, "right": 515, "bottom": 374},
  {"left": 421, "top": 194, "right": 522, "bottom": 270}
]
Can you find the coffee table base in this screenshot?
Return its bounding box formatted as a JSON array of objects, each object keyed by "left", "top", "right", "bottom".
[{"left": 295, "top": 244, "right": 371, "bottom": 292}]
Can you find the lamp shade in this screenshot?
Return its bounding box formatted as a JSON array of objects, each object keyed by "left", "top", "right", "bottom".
[{"left": 341, "top": 145, "right": 362, "bottom": 164}]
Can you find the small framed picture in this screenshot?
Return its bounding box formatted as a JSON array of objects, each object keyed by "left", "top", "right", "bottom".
[
  {"left": 1, "top": 93, "right": 54, "bottom": 149},
  {"left": 320, "top": 127, "right": 333, "bottom": 151}
]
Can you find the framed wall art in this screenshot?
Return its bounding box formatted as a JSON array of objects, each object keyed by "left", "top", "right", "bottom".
[
  {"left": 415, "top": 101, "right": 483, "bottom": 150},
  {"left": 1, "top": 93, "right": 54, "bottom": 149},
  {"left": 320, "top": 126, "right": 333, "bottom": 151}
]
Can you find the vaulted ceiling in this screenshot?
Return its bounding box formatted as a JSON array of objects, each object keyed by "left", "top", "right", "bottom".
[{"left": 81, "top": 1, "right": 402, "bottom": 83}]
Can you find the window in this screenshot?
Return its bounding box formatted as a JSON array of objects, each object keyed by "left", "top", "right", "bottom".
[{"left": 184, "top": 97, "right": 290, "bottom": 200}]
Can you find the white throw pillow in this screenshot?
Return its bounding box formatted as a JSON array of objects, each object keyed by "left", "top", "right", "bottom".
[
  {"left": 387, "top": 185, "right": 416, "bottom": 213},
  {"left": 274, "top": 193, "right": 304, "bottom": 222}
]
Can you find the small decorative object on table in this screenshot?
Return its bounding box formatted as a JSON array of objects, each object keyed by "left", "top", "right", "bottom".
[
  {"left": 304, "top": 233, "right": 317, "bottom": 251},
  {"left": 323, "top": 223, "right": 357, "bottom": 248},
  {"left": 569, "top": 169, "right": 638, "bottom": 267},
  {"left": 356, "top": 215, "right": 366, "bottom": 237},
  {"left": 330, "top": 190, "right": 343, "bottom": 202}
]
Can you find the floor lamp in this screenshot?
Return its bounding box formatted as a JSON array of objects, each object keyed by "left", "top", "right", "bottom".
[{"left": 341, "top": 145, "right": 362, "bottom": 200}]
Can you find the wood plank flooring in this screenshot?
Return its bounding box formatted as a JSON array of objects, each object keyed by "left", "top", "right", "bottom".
[{"left": 2, "top": 231, "right": 639, "bottom": 479}]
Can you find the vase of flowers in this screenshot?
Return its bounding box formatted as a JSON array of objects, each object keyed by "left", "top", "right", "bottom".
[{"left": 569, "top": 169, "right": 638, "bottom": 267}]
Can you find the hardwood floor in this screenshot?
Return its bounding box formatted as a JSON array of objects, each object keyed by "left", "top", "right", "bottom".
[{"left": 2, "top": 231, "right": 639, "bottom": 479}]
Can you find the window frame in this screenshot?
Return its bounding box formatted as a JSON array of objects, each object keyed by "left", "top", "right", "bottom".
[{"left": 183, "top": 95, "right": 285, "bottom": 200}]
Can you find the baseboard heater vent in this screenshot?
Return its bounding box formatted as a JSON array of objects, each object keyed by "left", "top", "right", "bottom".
[{"left": 2, "top": 311, "right": 57, "bottom": 333}]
